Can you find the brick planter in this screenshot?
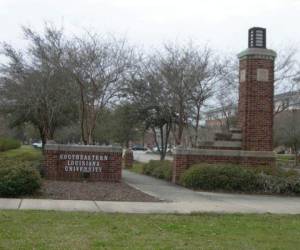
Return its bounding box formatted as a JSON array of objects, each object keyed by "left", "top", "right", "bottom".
[
  {"left": 44, "top": 144, "right": 122, "bottom": 182},
  {"left": 172, "top": 147, "right": 275, "bottom": 184}
]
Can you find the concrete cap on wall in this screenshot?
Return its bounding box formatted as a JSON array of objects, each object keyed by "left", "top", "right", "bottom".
[
  {"left": 197, "top": 140, "right": 241, "bottom": 148},
  {"left": 173, "top": 146, "right": 275, "bottom": 158},
  {"left": 238, "top": 48, "right": 277, "bottom": 60},
  {"left": 44, "top": 144, "right": 122, "bottom": 153}
]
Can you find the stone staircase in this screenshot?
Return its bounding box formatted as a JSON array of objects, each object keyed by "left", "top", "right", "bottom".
[{"left": 197, "top": 128, "right": 242, "bottom": 150}]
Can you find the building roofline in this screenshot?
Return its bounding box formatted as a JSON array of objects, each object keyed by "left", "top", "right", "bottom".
[{"left": 205, "top": 91, "right": 300, "bottom": 115}]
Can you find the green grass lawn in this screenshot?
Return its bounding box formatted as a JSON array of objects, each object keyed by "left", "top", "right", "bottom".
[
  {"left": 129, "top": 162, "right": 144, "bottom": 174},
  {"left": 0, "top": 145, "right": 42, "bottom": 161},
  {"left": 0, "top": 211, "right": 300, "bottom": 249},
  {"left": 276, "top": 154, "right": 295, "bottom": 161}
]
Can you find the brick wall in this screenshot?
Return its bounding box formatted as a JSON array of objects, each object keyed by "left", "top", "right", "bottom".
[
  {"left": 44, "top": 144, "right": 122, "bottom": 182},
  {"left": 172, "top": 148, "right": 275, "bottom": 183}
]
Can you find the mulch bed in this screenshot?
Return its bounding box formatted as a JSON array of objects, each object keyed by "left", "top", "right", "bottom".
[{"left": 33, "top": 180, "right": 160, "bottom": 202}]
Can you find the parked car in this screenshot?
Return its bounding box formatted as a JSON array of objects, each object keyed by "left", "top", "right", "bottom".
[
  {"left": 152, "top": 146, "right": 160, "bottom": 152},
  {"left": 32, "top": 142, "right": 43, "bottom": 149},
  {"left": 131, "top": 145, "right": 147, "bottom": 151},
  {"left": 152, "top": 145, "right": 174, "bottom": 153}
]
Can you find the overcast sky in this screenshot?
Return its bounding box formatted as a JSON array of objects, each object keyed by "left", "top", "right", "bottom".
[{"left": 0, "top": 0, "right": 300, "bottom": 55}]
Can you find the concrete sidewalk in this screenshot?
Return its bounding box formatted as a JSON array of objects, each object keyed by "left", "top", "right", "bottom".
[
  {"left": 122, "top": 170, "right": 300, "bottom": 214},
  {"left": 1, "top": 198, "right": 300, "bottom": 214}
]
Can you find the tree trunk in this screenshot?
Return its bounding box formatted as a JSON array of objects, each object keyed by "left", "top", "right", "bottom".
[
  {"left": 160, "top": 126, "right": 165, "bottom": 159},
  {"left": 79, "top": 83, "right": 88, "bottom": 145},
  {"left": 39, "top": 127, "right": 47, "bottom": 150},
  {"left": 164, "top": 123, "right": 171, "bottom": 159},
  {"left": 161, "top": 124, "right": 172, "bottom": 160},
  {"left": 192, "top": 105, "right": 201, "bottom": 147},
  {"left": 295, "top": 147, "right": 299, "bottom": 167},
  {"left": 151, "top": 126, "right": 166, "bottom": 160}
]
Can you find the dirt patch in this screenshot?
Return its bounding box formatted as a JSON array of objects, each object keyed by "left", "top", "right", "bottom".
[{"left": 33, "top": 180, "right": 160, "bottom": 202}]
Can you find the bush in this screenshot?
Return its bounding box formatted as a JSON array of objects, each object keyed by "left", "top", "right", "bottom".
[
  {"left": 248, "top": 165, "right": 299, "bottom": 178},
  {"left": 180, "top": 163, "right": 300, "bottom": 195},
  {"left": 0, "top": 146, "right": 43, "bottom": 174},
  {"left": 257, "top": 174, "right": 291, "bottom": 194},
  {"left": 181, "top": 164, "right": 260, "bottom": 192},
  {"left": 0, "top": 160, "right": 41, "bottom": 197},
  {"left": 13, "top": 151, "right": 43, "bottom": 162},
  {"left": 289, "top": 178, "right": 300, "bottom": 194},
  {"left": 142, "top": 160, "right": 172, "bottom": 181},
  {"left": 256, "top": 174, "right": 300, "bottom": 194},
  {"left": 130, "top": 163, "right": 144, "bottom": 174},
  {"left": 0, "top": 138, "right": 21, "bottom": 152}
]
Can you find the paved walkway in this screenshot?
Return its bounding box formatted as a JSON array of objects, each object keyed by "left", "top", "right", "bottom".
[
  {"left": 122, "top": 170, "right": 300, "bottom": 214},
  {"left": 1, "top": 170, "right": 300, "bottom": 214}
]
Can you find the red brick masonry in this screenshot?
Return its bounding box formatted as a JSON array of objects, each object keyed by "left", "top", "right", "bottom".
[
  {"left": 172, "top": 148, "right": 275, "bottom": 184},
  {"left": 123, "top": 149, "right": 133, "bottom": 169},
  {"left": 237, "top": 48, "right": 276, "bottom": 151},
  {"left": 44, "top": 144, "right": 122, "bottom": 182}
]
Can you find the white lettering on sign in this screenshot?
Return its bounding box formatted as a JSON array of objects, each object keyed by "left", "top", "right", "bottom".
[
  {"left": 64, "top": 166, "right": 102, "bottom": 173},
  {"left": 59, "top": 154, "right": 109, "bottom": 161},
  {"left": 59, "top": 153, "right": 109, "bottom": 173}
]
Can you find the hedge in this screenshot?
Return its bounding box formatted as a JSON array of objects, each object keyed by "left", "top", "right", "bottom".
[
  {"left": 180, "top": 164, "right": 300, "bottom": 195},
  {"left": 142, "top": 160, "right": 172, "bottom": 181},
  {"left": 247, "top": 165, "right": 299, "bottom": 178},
  {"left": 180, "top": 164, "right": 260, "bottom": 192},
  {"left": 0, "top": 138, "right": 21, "bottom": 152},
  {"left": 0, "top": 160, "right": 41, "bottom": 197},
  {"left": 257, "top": 174, "right": 300, "bottom": 194}
]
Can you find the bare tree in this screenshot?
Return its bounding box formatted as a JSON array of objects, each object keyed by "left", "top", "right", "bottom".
[
  {"left": 274, "top": 46, "right": 300, "bottom": 114},
  {"left": 214, "top": 59, "right": 239, "bottom": 131},
  {"left": 65, "top": 34, "right": 133, "bottom": 144},
  {"left": 125, "top": 56, "right": 174, "bottom": 160},
  {"left": 158, "top": 44, "right": 191, "bottom": 145},
  {"left": 0, "top": 25, "right": 77, "bottom": 147},
  {"left": 274, "top": 109, "right": 300, "bottom": 166},
  {"left": 155, "top": 43, "right": 218, "bottom": 146},
  {"left": 186, "top": 48, "right": 221, "bottom": 146}
]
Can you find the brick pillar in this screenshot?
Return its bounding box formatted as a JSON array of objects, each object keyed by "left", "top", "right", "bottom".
[
  {"left": 172, "top": 154, "right": 188, "bottom": 184},
  {"left": 237, "top": 27, "right": 277, "bottom": 151},
  {"left": 123, "top": 149, "right": 133, "bottom": 169}
]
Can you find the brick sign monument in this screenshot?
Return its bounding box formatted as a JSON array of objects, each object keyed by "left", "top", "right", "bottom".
[
  {"left": 44, "top": 144, "right": 122, "bottom": 182},
  {"left": 172, "top": 27, "right": 277, "bottom": 183}
]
